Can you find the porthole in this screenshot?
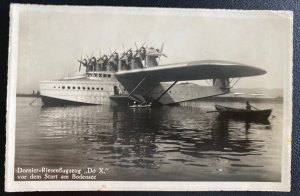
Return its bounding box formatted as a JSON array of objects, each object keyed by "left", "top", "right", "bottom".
[
  {"left": 73, "top": 86, "right": 75, "bottom": 89},
  {"left": 54, "top": 86, "right": 56, "bottom": 88},
  {"left": 87, "top": 87, "right": 90, "bottom": 90},
  {"left": 96, "top": 88, "right": 99, "bottom": 90},
  {"left": 101, "top": 88, "right": 103, "bottom": 90},
  {"left": 169, "top": 91, "right": 171, "bottom": 93},
  {"left": 62, "top": 86, "right": 65, "bottom": 89},
  {"left": 78, "top": 87, "right": 80, "bottom": 90},
  {"left": 67, "top": 86, "right": 70, "bottom": 89},
  {"left": 83, "top": 87, "right": 85, "bottom": 90},
  {"left": 92, "top": 87, "right": 95, "bottom": 90},
  {"left": 108, "top": 74, "right": 111, "bottom": 78}
]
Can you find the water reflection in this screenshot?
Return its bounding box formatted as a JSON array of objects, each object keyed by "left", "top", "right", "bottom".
[
  {"left": 34, "top": 105, "right": 273, "bottom": 170},
  {"left": 210, "top": 116, "right": 270, "bottom": 154},
  {"left": 15, "top": 98, "right": 282, "bottom": 181}
]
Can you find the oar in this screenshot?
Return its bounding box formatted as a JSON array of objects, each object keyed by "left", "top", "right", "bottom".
[
  {"left": 251, "top": 105, "right": 275, "bottom": 118},
  {"left": 206, "top": 110, "right": 218, "bottom": 113},
  {"left": 250, "top": 105, "right": 259, "bottom": 110}
]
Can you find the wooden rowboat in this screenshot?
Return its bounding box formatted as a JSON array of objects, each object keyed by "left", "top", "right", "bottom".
[{"left": 215, "top": 105, "right": 272, "bottom": 120}]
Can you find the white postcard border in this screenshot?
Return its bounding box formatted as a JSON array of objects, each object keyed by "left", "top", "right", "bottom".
[{"left": 5, "top": 4, "right": 293, "bottom": 192}]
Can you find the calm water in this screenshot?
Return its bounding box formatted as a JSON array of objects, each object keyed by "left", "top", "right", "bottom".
[{"left": 15, "top": 97, "right": 282, "bottom": 181}]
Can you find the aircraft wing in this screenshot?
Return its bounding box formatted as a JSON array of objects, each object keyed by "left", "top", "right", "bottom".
[{"left": 115, "top": 60, "right": 266, "bottom": 94}]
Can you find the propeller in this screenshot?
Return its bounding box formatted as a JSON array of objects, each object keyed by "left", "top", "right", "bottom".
[
  {"left": 108, "top": 48, "right": 117, "bottom": 61},
  {"left": 134, "top": 42, "right": 146, "bottom": 62},
  {"left": 119, "top": 44, "right": 133, "bottom": 59},
  {"left": 86, "top": 53, "right": 95, "bottom": 65},
  {"left": 146, "top": 44, "right": 167, "bottom": 57},
  {"left": 134, "top": 42, "right": 145, "bottom": 52},
  {"left": 86, "top": 54, "right": 90, "bottom": 64},
  {"left": 158, "top": 42, "right": 166, "bottom": 64}
]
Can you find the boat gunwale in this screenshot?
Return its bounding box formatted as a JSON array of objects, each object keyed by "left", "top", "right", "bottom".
[{"left": 215, "top": 104, "right": 272, "bottom": 113}]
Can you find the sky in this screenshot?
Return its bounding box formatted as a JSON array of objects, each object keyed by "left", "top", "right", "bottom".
[{"left": 13, "top": 5, "right": 292, "bottom": 93}]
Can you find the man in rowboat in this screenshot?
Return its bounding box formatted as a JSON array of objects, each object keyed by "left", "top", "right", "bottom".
[{"left": 246, "top": 101, "right": 252, "bottom": 110}]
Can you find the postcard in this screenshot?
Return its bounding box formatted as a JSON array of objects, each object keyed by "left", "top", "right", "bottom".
[{"left": 5, "top": 4, "right": 292, "bottom": 191}]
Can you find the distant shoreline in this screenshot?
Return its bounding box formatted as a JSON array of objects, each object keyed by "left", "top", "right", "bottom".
[
  {"left": 16, "top": 94, "right": 40, "bottom": 97},
  {"left": 202, "top": 96, "right": 283, "bottom": 102}
]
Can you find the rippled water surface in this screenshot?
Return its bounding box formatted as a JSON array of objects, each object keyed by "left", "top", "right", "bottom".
[{"left": 15, "top": 97, "right": 282, "bottom": 181}]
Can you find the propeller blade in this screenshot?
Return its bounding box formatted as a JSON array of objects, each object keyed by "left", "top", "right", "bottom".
[
  {"left": 108, "top": 49, "right": 117, "bottom": 61},
  {"left": 78, "top": 51, "right": 83, "bottom": 72},
  {"left": 86, "top": 54, "right": 91, "bottom": 64},
  {"left": 122, "top": 43, "right": 126, "bottom": 53},
  {"left": 158, "top": 42, "right": 166, "bottom": 64}
]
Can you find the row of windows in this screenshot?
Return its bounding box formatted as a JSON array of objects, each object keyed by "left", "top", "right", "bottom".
[
  {"left": 54, "top": 86, "right": 104, "bottom": 91},
  {"left": 87, "top": 73, "right": 111, "bottom": 78}
]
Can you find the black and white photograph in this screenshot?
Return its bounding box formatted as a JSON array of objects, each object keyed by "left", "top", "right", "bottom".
[{"left": 5, "top": 4, "right": 292, "bottom": 191}]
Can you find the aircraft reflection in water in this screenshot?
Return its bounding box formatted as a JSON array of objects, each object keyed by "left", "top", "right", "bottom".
[{"left": 33, "top": 105, "right": 273, "bottom": 173}]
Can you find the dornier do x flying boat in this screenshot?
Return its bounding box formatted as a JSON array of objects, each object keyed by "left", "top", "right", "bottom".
[{"left": 39, "top": 43, "right": 266, "bottom": 106}]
